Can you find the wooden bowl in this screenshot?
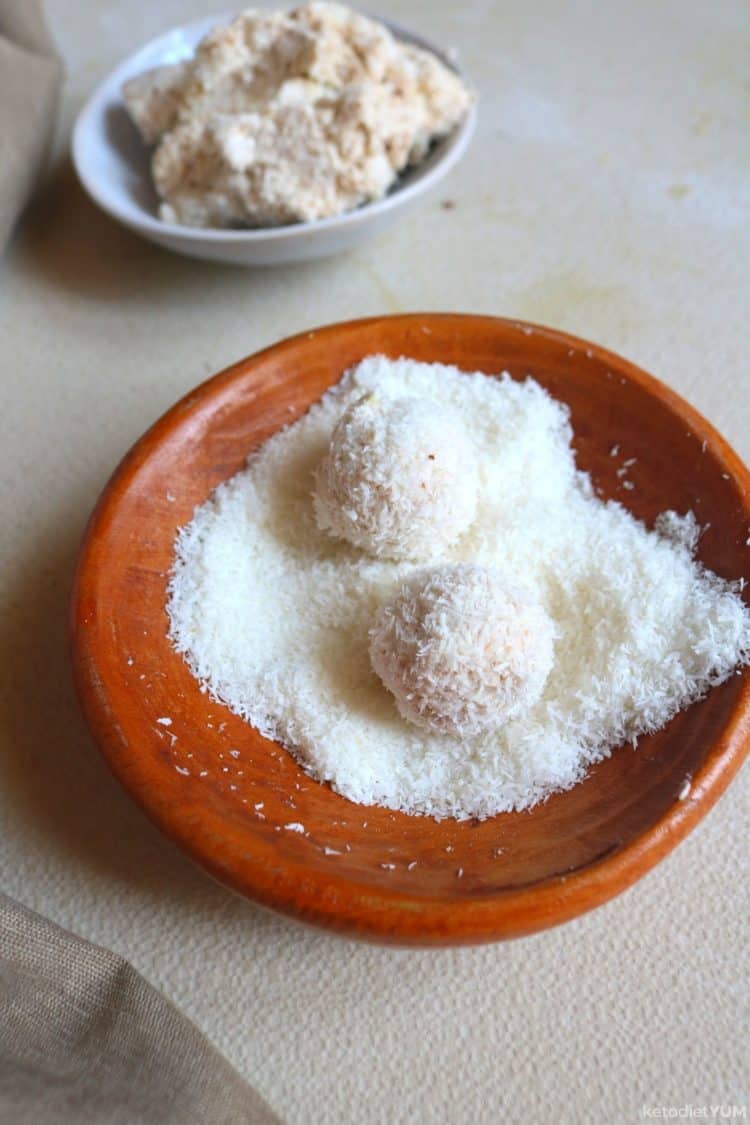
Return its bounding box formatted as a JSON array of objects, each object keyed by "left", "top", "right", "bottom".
[{"left": 70, "top": 314, "right": 750, "bottom": 945}]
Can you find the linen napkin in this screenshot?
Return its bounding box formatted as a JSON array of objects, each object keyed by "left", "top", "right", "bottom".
[
  {"left": 0, "top": 0, "right": 62, "bottom": 251},
  {"left": 0, "top": 893, "right": 281, "bottom": 1124}
]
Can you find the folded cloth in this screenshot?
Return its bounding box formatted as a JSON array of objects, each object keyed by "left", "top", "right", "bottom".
[
  {"left": 0, "top": 0, "right": 62, "bottom": 252},
  {"left": 0, "top": 894, "right": 281, "bottom": 1124}
]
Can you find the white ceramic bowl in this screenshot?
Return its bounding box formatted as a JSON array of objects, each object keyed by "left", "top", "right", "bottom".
[{"left": 71, "top": 10, "right": 477, "bottom": 267}]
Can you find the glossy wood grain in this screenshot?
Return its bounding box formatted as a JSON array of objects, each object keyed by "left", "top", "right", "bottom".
[{"left": 70, "top": 315, "right": 750, "bottom": 944}]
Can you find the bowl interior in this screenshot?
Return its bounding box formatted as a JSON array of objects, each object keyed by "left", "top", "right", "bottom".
[
  {"left": 72, "top": 315, "right": 750, "bottom": 943},
  {"left": 71, "top": 10, "right": 476, "bottom": 242}
]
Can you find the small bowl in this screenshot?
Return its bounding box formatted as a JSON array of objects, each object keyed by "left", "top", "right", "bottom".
[
  {"left": 71, "top": 11, "right": 477, "bottom": 267},
  {"left": 70, "top": 314, "right": 750, "bottom": 945}
]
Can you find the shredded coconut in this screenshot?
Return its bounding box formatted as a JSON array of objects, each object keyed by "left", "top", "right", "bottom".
[
  {"left": 167, "top": 355, "right": 750, "bottom": 820},
  {"left": 654, "top": 509, "right": 703, "bottom": 553}
]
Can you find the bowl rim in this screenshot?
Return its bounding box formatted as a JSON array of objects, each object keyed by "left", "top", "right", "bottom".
[
  {"left": 69, "top": 314, "right": 750, "bottom": 945},
  {"left": 70, "top": 9, "right": 477, "bottom": 244}
]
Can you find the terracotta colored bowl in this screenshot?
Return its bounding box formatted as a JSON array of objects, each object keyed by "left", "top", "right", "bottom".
[{"left": 70, "top": 314, "right": 750, "bottom": 945}]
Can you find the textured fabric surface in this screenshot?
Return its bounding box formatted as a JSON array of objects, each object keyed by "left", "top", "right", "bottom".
[
  {"left": 0, "top": 1, "right": 748, "bottom": 1123},
  {"left": 0, "top": 0, "right": 61, "bottom": 251},
  {"left": 0, "top": 894, "right": 280, "bottom": 1125}
]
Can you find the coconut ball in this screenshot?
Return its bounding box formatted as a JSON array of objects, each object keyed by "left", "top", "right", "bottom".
[
  {"left": 369, "top": 564, "right": 555, "bottom": 736},
  {"left": 313, "top": 393, "right": 479, "bottom": 560}
]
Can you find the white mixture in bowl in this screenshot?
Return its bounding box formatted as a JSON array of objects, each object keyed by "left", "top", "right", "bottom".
[
  {"left": 123, "top": 2, "right": 473, "bottom": 228},
  {"left": 166, "top": 356, "right": 750, "bottom": 820}
]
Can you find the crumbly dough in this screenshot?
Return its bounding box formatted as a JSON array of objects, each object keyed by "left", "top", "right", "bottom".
[{"left": 122, "top": 3, "right": 472, "bottom": 228}]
